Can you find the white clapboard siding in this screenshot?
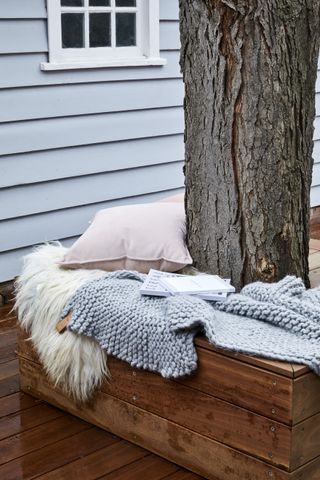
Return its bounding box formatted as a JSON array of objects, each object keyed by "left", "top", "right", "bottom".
[
  {"left": 0, "top": 107, "right": 184, "bottom": 156},
  {"left": 1, "top": 188, "right": 184, "bottom": 252},
  {"left": 0, "top": 79, "right": 183, "bottom": 123},
  {"left": 0, "top": 20, "right": 180, "bottom": 54},
  {"left": 0, "top": 162, "right": 184, "bottom": 220},
  {"left": 0, "top": 51, "right": 181, "bottom": 89},
  {"left": 0, "top": 135, "right": 184, "bottom": 188}
]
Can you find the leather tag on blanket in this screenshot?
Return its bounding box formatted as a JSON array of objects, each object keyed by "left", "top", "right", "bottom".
[{"left": 56, "top": 312, "right": 72, "bottom": 334}]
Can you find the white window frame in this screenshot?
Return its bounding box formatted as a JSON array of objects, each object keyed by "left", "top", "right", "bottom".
[{"left": 41, "top": 0, "right": 166, "bottom": 70}]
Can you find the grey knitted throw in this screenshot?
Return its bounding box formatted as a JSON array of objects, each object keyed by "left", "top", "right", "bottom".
[{"left": 63, "top": 272, "right": 320, "bottom": 377}]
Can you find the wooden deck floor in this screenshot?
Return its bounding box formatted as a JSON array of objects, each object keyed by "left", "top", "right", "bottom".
[{"left": 1, "top": 242, "right": 320, "bottom": 479}]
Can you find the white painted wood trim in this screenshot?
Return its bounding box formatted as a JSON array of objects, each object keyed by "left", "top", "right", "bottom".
[
  {"left": 45, "top": 0, "right": 163, "bottom": 69},
  {"left": 41, "top": 56, "right": 166, "bottom": 70}
]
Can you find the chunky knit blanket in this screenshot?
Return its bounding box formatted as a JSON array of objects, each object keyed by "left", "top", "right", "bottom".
[{"left": 63, "top": 273, "right": 320, "bottom": 378}]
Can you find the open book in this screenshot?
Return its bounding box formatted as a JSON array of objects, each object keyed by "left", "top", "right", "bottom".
[{"left": 140, "top": 269, "right": 234, "bottom": 302}]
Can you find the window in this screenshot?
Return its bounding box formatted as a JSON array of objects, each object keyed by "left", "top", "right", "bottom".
[{"left": 41, "top": 0, "right": 166, "bottom": 70}]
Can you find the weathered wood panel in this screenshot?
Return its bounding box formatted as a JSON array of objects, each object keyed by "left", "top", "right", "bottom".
[
  {"left": 18, "top": 357, "right": 295, "bottom": 480},
  {"left": 103, "top": 357, "right": 291, "bottom": 468}
]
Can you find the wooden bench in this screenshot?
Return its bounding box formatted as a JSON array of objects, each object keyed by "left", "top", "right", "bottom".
[{"left": 17, "top": 326, "right": 320, "bottom": 479}]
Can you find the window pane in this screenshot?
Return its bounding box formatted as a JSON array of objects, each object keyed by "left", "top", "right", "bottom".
[
  {"left": 116, "top": 0, "right": 136, "bottom": 6},
  {"left": 61, "top": 13, "right": 84, "bottom": 48},
  {"left": 116, "top": 13, "right": 136, "bottom": 46},
  {"left": 90, "top": 13, "right": 111, "bottom": 47},
  {"left": 61, "top": 0, "right": 83, "bottom": 6},
  {"left": 89, "top": 0, "right": 111, "bottom": 6}
]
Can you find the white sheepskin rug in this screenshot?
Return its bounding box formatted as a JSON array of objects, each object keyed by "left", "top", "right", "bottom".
[{"left": 15, "top": 243, "right": 108, "bottom": 403}]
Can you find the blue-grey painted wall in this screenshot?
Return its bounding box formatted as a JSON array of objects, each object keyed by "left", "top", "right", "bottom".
[
  {"left": 0, "top": 0, "right": 185, "bottom": 282},
  {"left": 0, "top": 1, "right": 319, "bottom": 282}
]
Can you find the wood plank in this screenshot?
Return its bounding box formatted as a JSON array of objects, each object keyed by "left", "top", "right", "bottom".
[
  {"left": 103, "top": 356, "right": 291, "bottom": 468},
  {"left": 0, "top": 374, "right": 20, "bottom": 398},
  {"left": 292, "top": 373, "right": 320, "bottom": 423},
  {"left": 0, "top": 414, "right": 90, "bottom": 465},
  {"left": 179, "top": 347, "right": 294, "bottom": 425},
  {"left": 0, "top": 329, "right": 17, "bottom": 364},
  {"left": 162, "top": 471, "right": 203, "bottom": 480},
  {"left": 0, "top": 427, "right": 118, "bottom": 480},
  {"left": 18, "top": 357, "right": 293, "bottom": 480},
  {"left": 291, "top": 412, "right": 320, "bottom": 471},
  {"left": 36, "top": 441, "right": 148, "bottom": 480},
  {"left": 98, "top": 454, "right": 179, "bottom": 480},
  {"left": 310, "top": 267, "right": 320, "bottom": 288},
  {"left": 291, "top": 456, "right": 320, "bottom": 480},
  {"left": 0, "top": 403, "right": 65, "bottom": 441},
  {"left": 195, "top": 337, "right": 307, "bottom": 378},
  {"left": 309, "top": 239, "right": 320, "bottom": 250},
  {"left": 0, "top": 359, "right": 19, "bottom": 381},
  {"left": 0, "top": 392, "right": 41, "bottom": 417},
  {"left": 309, "top": 251, "right": 320, "bottom": 270},
  {"left": 17, "top": 327, "right": 295, "bottom": 425}
]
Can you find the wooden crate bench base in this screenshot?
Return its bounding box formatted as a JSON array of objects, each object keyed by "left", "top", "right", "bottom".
[{"left": 17, "top": 327, "right": 320, "bottom": 480}]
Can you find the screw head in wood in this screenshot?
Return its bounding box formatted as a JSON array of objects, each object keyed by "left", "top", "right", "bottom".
[
  {"left": 267, "top": 471, "right": 274, "bottom": 477},
  {"left": 271, "top": 408, "right": 277, "bottom": 415},
  {"left": 270, "top": 425, "right": 276, "bottom": 432}
]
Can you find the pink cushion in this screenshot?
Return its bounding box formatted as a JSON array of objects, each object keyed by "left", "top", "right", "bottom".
[
  {"left": 60, "top": 202, "right": 192, "bottom": 273},
  {"left": 159, "top": 192, "right": 184, "bottom": 203}
]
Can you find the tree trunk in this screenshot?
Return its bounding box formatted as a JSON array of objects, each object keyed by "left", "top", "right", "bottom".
[{"left": 179, "top": 0, "right": 320, "bottom": 290}]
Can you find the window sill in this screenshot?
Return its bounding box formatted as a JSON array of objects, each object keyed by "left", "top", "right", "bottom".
[{"left": 41, "top": 57, "right": 167, "bottom": 71}]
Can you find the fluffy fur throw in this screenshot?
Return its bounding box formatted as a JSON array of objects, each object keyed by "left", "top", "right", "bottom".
[{"left": 15, "top": 243, "right": 108, "bottom": 403}]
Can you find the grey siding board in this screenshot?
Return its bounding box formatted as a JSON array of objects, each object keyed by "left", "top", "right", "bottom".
[
  {"left": 0, "top": 0, "right": 178, "bottom": 21},
  {"left": 0, "top": 20, "right": 48, "bottom": 54},
  {"left": 314, "top": 140, "right": 320, "bottom": 164},
  {"left": 311, "top": 186, "right": 320, "bottom": 208},
  {"left": 160, "top": 0, "right": 179, "bottom": 20},
  {"left": 0, "top": 107, "right": 184, "bottom": 156},
  {"left": 1, "top": 188, "right": 184, "bottom": 252},
  {"left": 0, "top": 240, "right": 76, "bottom": 283},
  {"left": 0, "top": 188, "right": 184, "bottom": 282},
  {"left": 0, "top": 1, "right": 183, "bottom": 281},
  {"left": 0, "top": 135, "right": 184, "bottom": 188},
  {"left": 0, "top": 79, "right": 183, "bottom": 122},
  {"left": 0, "top": 0, "right": 47, "bottom": 18},
  {"left": 0, "top": 20, "right": 180, "bottom": 54},
  {"left": 0, "top": 162, "right": 184, "bottom": 220},
  {"left": 0, "top": 51, "right": 181, "bottom": 89}
]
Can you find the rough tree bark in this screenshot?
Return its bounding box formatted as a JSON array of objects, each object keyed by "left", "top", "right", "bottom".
[{"left": 179, "top": 0, "right": 320, "bottom": 290}]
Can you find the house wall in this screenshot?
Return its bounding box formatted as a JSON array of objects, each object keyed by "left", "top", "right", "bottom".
[
  {"left": 312, "top": 58, "right": 320, "bottom": 207},
  {"left": 0, "top": 0, "right": 184, "bottom": 282},
  {"left": 0, "top": 1, "right": 319, "bottom": 283}
]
